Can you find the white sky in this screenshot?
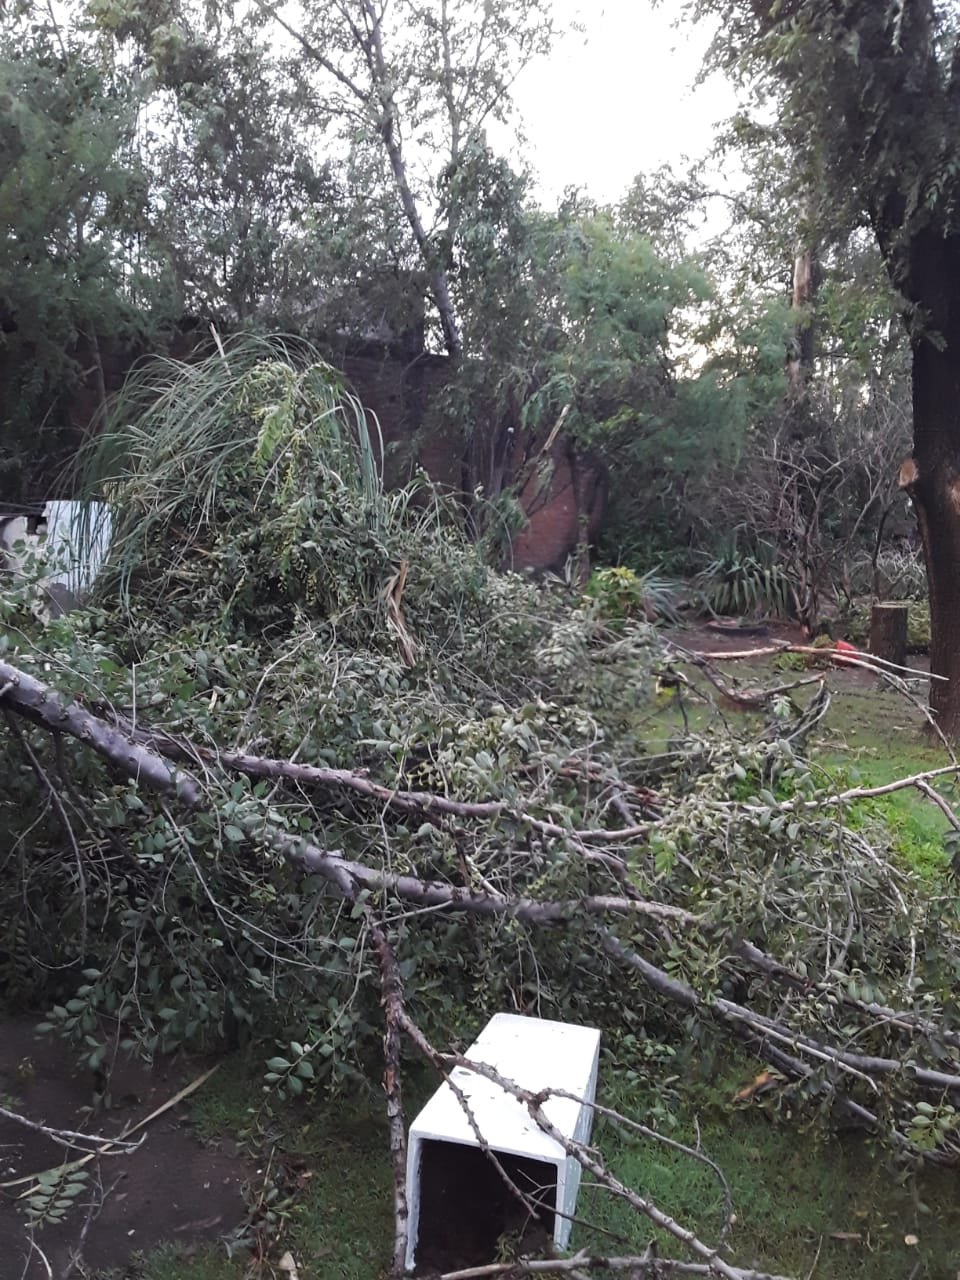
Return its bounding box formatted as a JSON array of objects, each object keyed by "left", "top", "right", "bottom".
[{"left": 504, "top": 1, "right": 738, "bottom": 206}]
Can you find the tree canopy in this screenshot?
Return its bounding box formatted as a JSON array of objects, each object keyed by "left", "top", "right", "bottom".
[{"left": 684, "top": 0, "right": 960, "bottom": 729}]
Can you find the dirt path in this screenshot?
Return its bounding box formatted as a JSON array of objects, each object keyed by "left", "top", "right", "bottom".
[{"left": 0, "top": 1019, "right": 249, "bottom": 1278}]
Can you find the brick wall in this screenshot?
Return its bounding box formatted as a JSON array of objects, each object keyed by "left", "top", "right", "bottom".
[{"left": 337, "top": 352, "right": 606, "bottom": 572}]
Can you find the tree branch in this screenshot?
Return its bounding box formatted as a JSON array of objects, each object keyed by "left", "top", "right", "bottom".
[{"left": 369, "top": 920, "right": 409, "bottom": 1279}]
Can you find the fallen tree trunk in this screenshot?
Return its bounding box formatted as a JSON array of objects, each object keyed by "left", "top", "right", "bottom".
[
  {"left": 0, "top": 655, "right": 811, "bottom": 1279},
  {"left": 2, "top": 654, "right": 959, "bottom": 1167}
]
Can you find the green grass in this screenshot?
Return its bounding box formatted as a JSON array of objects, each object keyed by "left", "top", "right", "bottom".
[
  {"left": 653, "top": 644, "right": 956, "bottom": 878},
  {"left": 111, "top": 1048, "right": 960, "bottom": 1280},
  {"left": 814, "top": 682, "right": 954, "bottom": 877},
  {"left": 274, "top": 1097, "right": 393, "bottom": 1279},
  {"left": 576, "top": 1068, "right": 960, "bottom": 1280},
  {"left": 187, "top": 1054, "right": 260, "bottom": 1144},
  {"left": 137, "top": 1246, "right": 240, "bottom": 1280}
]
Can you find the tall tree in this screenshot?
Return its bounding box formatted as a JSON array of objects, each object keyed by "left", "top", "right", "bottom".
[
  {"left": 430, "top": 157, "right": 722, "bottom": 556},
  {"left": 0, "top": 8, "right": 147, "bottom": 497},
  {"left": 145, "top": 27, "right": 337, "bottom": 326},
  {"left": 684, "top": 0, "right": 960, "bottom": 734},
  {"left": 258, "top": 0, "right": 557, "bottom": 360}
]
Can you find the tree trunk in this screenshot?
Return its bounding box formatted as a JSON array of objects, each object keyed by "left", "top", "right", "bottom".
[
  {"left": 568, "top": 442, "right": 591, "bottom": 587},
  {"left": 86, "top": 325, "right": 109, "bottom": 432},
  {"left": 365, "top": 1, "right": 463, "bottom": 361},
  {"left": 787, "top": 243, "right": 818, "bottom": 392},
  {"left": 902, "top": 327, "right": 960, "bottom": 735},
  {"left": 868, "top": 602, "right": 908, "bottom": 670}
]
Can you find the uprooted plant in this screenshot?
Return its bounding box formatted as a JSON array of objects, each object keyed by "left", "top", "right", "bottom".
[{"left": 2, "top": 339, "right": 959, "bottom": 1278}]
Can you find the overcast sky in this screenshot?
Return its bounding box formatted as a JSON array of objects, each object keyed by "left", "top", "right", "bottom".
[{"left": 502, "top": 1, "right": 738, "bottom": 206}]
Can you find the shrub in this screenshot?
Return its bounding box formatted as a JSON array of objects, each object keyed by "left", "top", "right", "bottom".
[
  {"left": 584, "top": 565, "right": 681, "bottom": 625},
  {"left": 695, "top": 542, "right": 795, "bottom": 618}
]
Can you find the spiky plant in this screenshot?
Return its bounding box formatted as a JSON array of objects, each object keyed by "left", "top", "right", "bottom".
[{"left": 72, "top": 336, "right": 391, "bottom": 621}]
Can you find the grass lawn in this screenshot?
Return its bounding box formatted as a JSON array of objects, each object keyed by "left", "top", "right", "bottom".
[
  {"left": 658, "top": 637, "right": 957, "bottom": 877},
  {"left": 815, "top": 681, "right": 955, "bottom": 876},
  {"left": 579, "top": 1065, "right": 960, "bottom": 1280},
  {"left": 121, "top": 1048, "right": 960, "bottom": 1280}
]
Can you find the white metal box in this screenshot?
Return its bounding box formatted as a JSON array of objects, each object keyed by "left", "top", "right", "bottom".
[{"left": 404, "top": 1012, "right": 601, "bottom": 1274}]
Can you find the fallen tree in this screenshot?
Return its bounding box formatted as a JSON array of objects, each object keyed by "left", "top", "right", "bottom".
[
  {"left": 2, "top": 342, "right": 959, "bottom": 1276},
  {"left": 3, "top": 649, "right": 960, "bottom": 1147},
  {"left": 5, "top": 649, "right": 958, "bottom": 1277}
]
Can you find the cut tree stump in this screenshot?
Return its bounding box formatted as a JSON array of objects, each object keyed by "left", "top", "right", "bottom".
[{"left": 868, "top": 601, "right": 908, "bottom": 669}]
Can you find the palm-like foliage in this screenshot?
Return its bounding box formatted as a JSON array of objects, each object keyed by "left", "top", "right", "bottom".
[{"left": 75, "top": 335, "right": 389, "bottom": 619}]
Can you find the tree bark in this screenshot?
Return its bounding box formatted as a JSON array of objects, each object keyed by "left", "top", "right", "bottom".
[
  {"left": 364, "top": 0, "right": 464, "bottom": 361},
  {"left": 902, "top": 309, "right": 960, "bottom": 735},
  {"left": 786, "top": 242, "right": 818, "bottom": 392},
  {"left": 868, "top": 602, "right": 908, "bottom": 670}
]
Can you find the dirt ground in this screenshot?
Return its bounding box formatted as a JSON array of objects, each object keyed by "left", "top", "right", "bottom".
[{"left": 0, "top": 1019, "right": 250, "bottom": 1278}]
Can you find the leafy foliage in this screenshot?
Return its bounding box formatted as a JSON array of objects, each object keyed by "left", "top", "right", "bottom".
[
  {"left": 584, "top": 566, "right": 681, "bottom": 626},
  {"left": 1, "top": 342, "right": 651, "bottom": 1069},
  {"left": 22, "top": 1167, "right": 89, "bottom": 1228},
  {"left": 2, "top": 344, "right": 960, "bottom": 1184},
  {"left": 0, "top": 11, "right": 147, "bottom": 497}
]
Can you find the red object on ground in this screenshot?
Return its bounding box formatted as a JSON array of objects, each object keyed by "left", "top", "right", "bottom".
[{"left": 833, "top": 638, "right": 860, "bottom": 665}]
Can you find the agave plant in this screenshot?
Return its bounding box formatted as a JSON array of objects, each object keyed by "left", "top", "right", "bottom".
[{"left": 696, "top": 542, "right": 796, "bottom": 618}]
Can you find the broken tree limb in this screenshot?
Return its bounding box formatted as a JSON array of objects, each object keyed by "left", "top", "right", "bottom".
[
  {"left": 439, "top": 1261, "right": 791, "bottom": 1280},
  {"left": 596, "top": 933, "right": 959, "bottom": 1160},
  {"left": 0, "top": 656, "right": 681, "bottom": 925},
  {"left": 369, "top": 922, "right": 409, "bottom": 1280},
  {"left": 11, "top": 654, "right": 953, "bottom": 1066},
  {"left": 0, "top": 1065, "right": 220, "bottom": 1190},
  {"left": 671, "top": 641, "right": 938, "bottom": 682},
  {"left": 3, "top": 655, "right": 960, "bottom": 1166},
  {"left": 0, "top": 659, "right": 200, "bottom": 804},
  {"left": 0, "top": 655, "right": 947, "bottom": 1017},
  {"left": 106, "top": 714, "right": 651, "bottom": 845},
  {"left": 732, "top": 940, "right": 960, "bottom": 1049},
  {"left": 0, "top": 1106, "right": 144, "bottom": 1157}
]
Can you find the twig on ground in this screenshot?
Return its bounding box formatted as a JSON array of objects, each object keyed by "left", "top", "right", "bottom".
[
  {"left": 59, "top": 1168, "right": 127, "bottom": 1280},
  {"left": 1, "top": 1065, "right": 220, "bottom": 1190},
  {"left": 440, "top": 1259, "right": 791, "bottom": 1279},
  {"left": 675, "top": 642, "right": 939, "bottom": 682},
  {"left": 0, "top": 1105, "right": 143, "bottom": 1157},
  {"left": 21, "top": 1232, "right": 52, "bottom": 1280}
]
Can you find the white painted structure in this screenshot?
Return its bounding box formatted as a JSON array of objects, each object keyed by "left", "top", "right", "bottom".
[
  {"left": 0, "top": 501, "right": 112, "bottom": 609},
  {"left": 404, "top": 1013, "right": 601, "bottom": 1273},
  {"left": 42, "top": 501, "right": 113, "bottom": 595}
]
